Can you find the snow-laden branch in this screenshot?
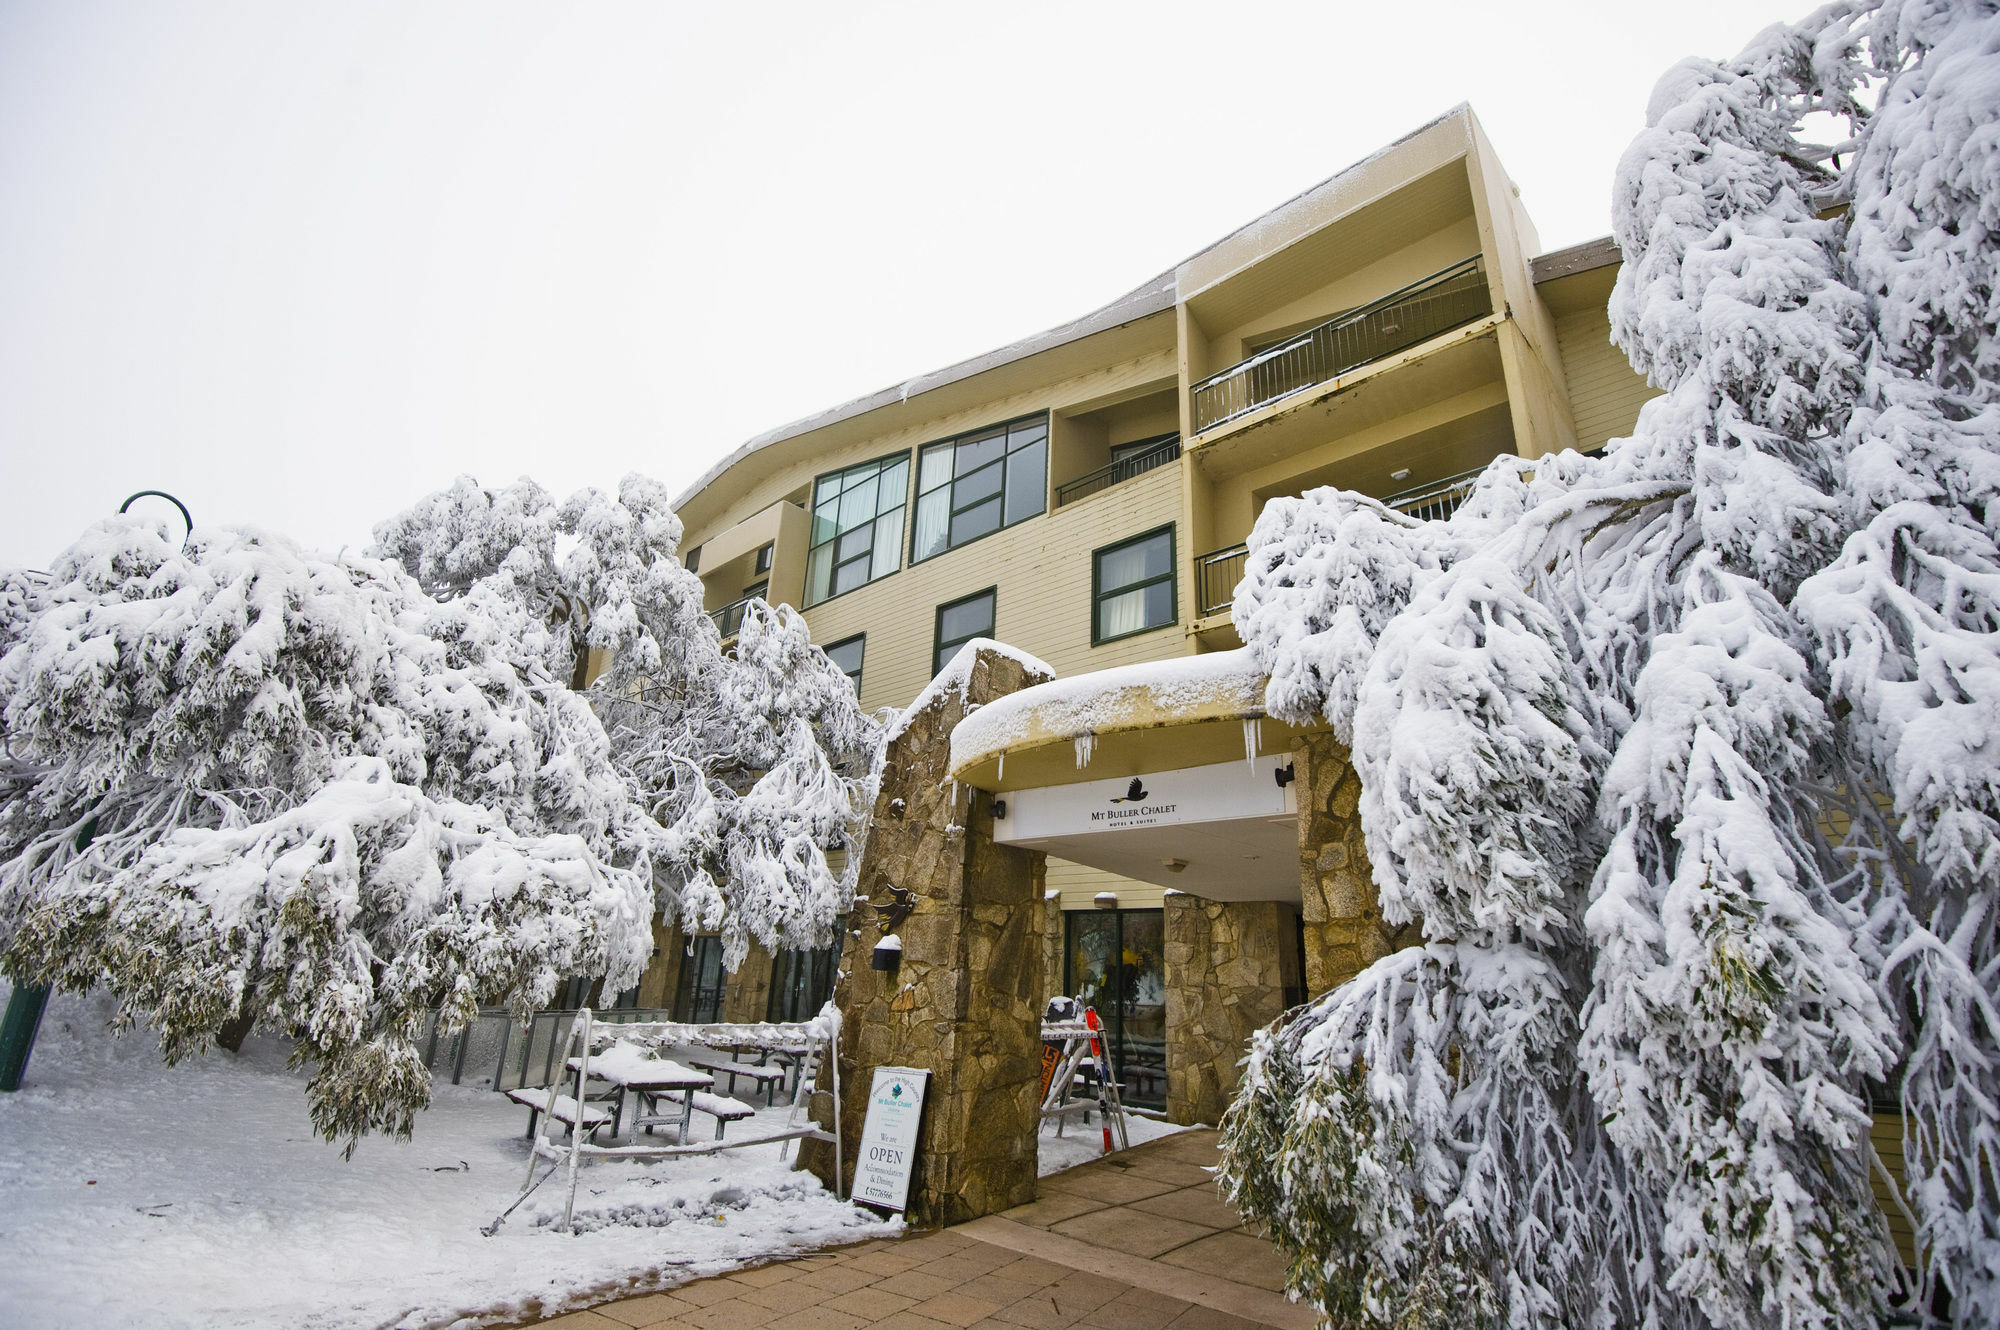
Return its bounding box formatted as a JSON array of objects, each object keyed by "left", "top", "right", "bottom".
[
  {"left": 1221, "top": 4, "right": 2000, "bottom": 1326},
  {"left": 1, "top": 473, "right": 878, "bottom": 1148}
]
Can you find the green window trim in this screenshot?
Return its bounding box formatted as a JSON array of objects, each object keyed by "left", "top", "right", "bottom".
[
  {"left": 909, "top": 413, "right": 1049, "bottom": 565},
  {"left": 933, "top": 586, "right": 997, "bottom": 676},
  {"left": 806, "top": 450, "right": 912, "bottom": 608},
  {"left": 1091, "top": 523, "right": 1178, "bottom": 646}
]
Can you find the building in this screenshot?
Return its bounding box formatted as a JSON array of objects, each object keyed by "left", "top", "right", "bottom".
[{"left": 647, "top": 105, "right": 1658, "bottom": 1123}]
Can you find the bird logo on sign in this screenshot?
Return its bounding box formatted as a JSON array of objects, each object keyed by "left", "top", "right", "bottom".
[{"left": 1110, "top": 778, "right": 1148, "bottom": 804}]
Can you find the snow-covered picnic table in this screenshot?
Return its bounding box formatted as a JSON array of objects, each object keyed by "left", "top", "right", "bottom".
[
  {"left": 521, "top": 1007, "right": 847, "bottom": 1232},
  {"left": 563, "top": 1044, "right": 713, "bottom": 1141}
]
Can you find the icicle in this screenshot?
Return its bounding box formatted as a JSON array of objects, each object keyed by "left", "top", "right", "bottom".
[
  {"left": 997, "top": 751, "right": 1005, "bottom": 781},
  {"left": 1242, "top": 717, "right": 1262, "bottom": 772},
  {"left": 1074, "top": 733, "right": 1096, "bottom": 769}
]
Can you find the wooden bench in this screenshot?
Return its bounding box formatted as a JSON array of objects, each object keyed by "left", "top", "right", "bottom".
[
  {"left": 649, "top": 1088, "right": 758, "bottom": 1139},
  {"left": 505, "top": 1087, "right": 614, "bottom": 1141},
  {"left": 688, "top": 1057, "right": 787, "bottom": 1106}
]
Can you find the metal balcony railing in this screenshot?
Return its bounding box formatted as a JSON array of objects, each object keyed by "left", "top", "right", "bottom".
[
  {"left": 1196, "top": 543, "right": 1248, "bottom": 618},
  {"left": 1193, "top": 464, "right": 1491, "bottom": 618},
  {"left": 1190, "top": 257, "right": 1492, "bottom": 435},
  {"left": 709, "top": 595, "right": 757, "bottom": 639},
  {"left": 1381, "top": 466, "right": 1486, "bottom": 523},
  {"left": 1054, "top": 436, "right": 1182, "bottom": 508}
]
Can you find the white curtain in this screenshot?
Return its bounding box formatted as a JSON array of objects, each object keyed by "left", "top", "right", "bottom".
[
  {"left": 1099, "top": 587, "right": 1146, "bottom": 638},
  {"left": 912, "top": 491, "right": 948, "bottom": 561}
]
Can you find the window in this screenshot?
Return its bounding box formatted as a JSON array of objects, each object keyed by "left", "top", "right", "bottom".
[
  {"left": 911, "top": 414, "right": 1047, "bottom": 562},
  {"left": 684, "top": 545, "right": 701, "bottom": 574},
  {"left": 1093, "top": 525, "right": 1176, "bottom": 644},
  {"left": 673, "top": 935, "right": 726, "bottom": 1024},
  {"left": 753, "top": 542, "right": 773, "bottom": 575},
  {"left": 1110, "top": 432, "right": 1178, "bottom": 465},
  {"left": 807, "top": 453, "right": 910, "bottom": 606},
  {"left": 742, "top": 580, "right": 768, "bottom": 602},
  {"left": 824, "top": 634, "right": 865, "bottom": 688},
  {"left": 933, "top": 587, "right": 996, "bottom": 675},
  {"left": 767, "top": 930, "right": 845, "bottom": 1023}
]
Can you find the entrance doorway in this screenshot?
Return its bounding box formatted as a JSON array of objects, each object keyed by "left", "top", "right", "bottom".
[{"left": 1064, "top": 908, "right": 1166, "bottom": 1109}]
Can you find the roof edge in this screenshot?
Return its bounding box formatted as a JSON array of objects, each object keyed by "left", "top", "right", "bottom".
[
  {"left": 676, "top": 103, "right": 1485, "bottom": 515},
  {"left": 673, "top": 271, "right": 1176, "bottom": 511},
  {"left": 1531, "top": 235, "right": 1621, "bottom": 283}
]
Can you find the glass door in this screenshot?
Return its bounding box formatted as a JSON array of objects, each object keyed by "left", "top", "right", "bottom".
[
  {"left": 767, "top": 926, "right": 846, "bottom": 1023},
  {"left": 673, "top": 935, "right": 726, "bottom": 1024},
  {"left": 1063, "top": 909, "right": 1167, "bottom": 1109}
]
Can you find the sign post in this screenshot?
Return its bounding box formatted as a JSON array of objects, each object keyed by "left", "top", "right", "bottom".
[{"left": 854, "top": 1066, "right": 929, "bottom": 1213}]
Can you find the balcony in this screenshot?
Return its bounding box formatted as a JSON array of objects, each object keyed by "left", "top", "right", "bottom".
[
  {"left": 1379, "top": 467, "right": 1483, "bottom": 523},
  {"left": 1195, "top": 544, "right": 1249, "bottom": 619},
  {"left": 709, "top": 595, "right": 758, "bottom": 639},
  {"left": 1189, "top": 257, "right": 1491, "bottom": 436},
  {"left": 1054, "top": 435, "right": 1182, "bottom": 508},
  {"left": 1193, "top": 464, "right": 1488, "bottom": 617}
]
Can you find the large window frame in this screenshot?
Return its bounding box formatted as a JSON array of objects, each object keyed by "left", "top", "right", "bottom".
[
  {"left": 766, "top": 927, "right": 846, "bottom": 1024},
  {"left": 933, "top": 586, "right": 997, "bottom": 676},
  {"left": 910, "top": 413, "right": 1048, "bottom": 565},
  {"left": 824, "top": 633, "right": 865, "bottom": 690},
  {"left": 1091, "top": 523, "right": 1178, "bottom": 646},
  {"left": 806, "top": 451, "right": 911, "bottom": 607},
  {"left": 672, "top": 935, "right": 726, "bottom": 1024}
]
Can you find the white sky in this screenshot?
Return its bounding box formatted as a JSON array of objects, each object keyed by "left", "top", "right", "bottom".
[{"left": 0, "top": 0, "right": 1812, "bottom": 567}]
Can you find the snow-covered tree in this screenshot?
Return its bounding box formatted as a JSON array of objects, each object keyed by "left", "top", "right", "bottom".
[
  {"left": 374, "top": 475, "right": 877, "bottom": 969},
  {"left": 1219, "top": 3, "right": 2000, "bottom": 1327},
  {"left": 0, "top": 474, "right": 874, "bottom": 1147}
]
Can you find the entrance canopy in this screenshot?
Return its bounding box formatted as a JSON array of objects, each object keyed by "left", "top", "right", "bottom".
[
  {"left": 950, "top": 648, "right": 1320, "bottom": 901},
  {"left": 997, "top": 754, "right": 1297, "bottom": 898}
]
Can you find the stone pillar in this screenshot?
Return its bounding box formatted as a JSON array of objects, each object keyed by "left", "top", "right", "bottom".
[
  {"left": 1041, "top": 893, "right": 1065, "bottom": 1004},
  {"left": 1294, "top": 733, "right": 1419, "bottom": 996},
  {"left": 722, "top": 946, "right": 776, "bottom": 1025},
  {"left": 809, "top": 645, "right": 1053, "bottom": 1226},
  {"left": 635, "top": 919, "right": 680, "bottom": 1010},
  {"left": 1162, "top": 895, "right": 1289, "bottom": 1126}
]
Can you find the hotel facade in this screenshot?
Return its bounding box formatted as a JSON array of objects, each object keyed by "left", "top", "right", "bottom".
[{"left": 638, "top": 106, "right": 1658, "bottom": 1125}]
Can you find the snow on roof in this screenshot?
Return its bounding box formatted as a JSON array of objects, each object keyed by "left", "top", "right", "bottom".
[
  {"left": 882, "top": 637, "right": 1057, "bottom": 745},
  {"left": 949, "top": 647, "right": 1269, "bottom": 772}
]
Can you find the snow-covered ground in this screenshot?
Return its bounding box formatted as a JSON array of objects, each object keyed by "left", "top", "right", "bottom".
[
  {"left": 0, "top": 986, "right": 1197, "bottom": 1329},
  {"left": 0, "top": 987, "right": 890, "bottom": 1330},
  {"left": 1039, "top": 1109, "right": 1193, "bottom": 1176}
]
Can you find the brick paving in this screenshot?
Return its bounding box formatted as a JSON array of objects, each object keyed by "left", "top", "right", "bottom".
[{"left": 528, "top": 1129, "right": 1309, "bottom": 1330}]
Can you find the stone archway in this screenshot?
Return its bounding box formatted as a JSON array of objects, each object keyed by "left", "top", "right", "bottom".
[{"left": 808, "top": 645, "right": 1053, "bottom": 1227}]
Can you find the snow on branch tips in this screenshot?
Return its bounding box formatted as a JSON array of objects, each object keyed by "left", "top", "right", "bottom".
[
  {"left": 1220, "top": 4, "right": 2000, "bottom": 1327},
  {"left": 0, "top": 473, "right": 878, "bottom": 1149},
  {"left": 0, "top": 518, "right": 659, "bottom": 1145}
]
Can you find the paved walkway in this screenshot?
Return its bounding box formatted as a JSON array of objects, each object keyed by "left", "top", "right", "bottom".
[{"left": 532, "top": 1129, "right": 1311, "bottom": 1330}]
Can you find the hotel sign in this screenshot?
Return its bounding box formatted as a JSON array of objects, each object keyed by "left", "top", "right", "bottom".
[
  {"left": 854, "top": 1066, "right": 929, "bottom": 1212},
  {"left": 996, "top": 754, "right": 1293, "bottom": 842}
]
